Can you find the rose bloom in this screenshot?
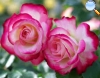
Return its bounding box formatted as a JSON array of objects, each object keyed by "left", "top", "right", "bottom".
[
  {"left": 44, "top": 16, "right": 99, "bottom": 75},
  {"left": 1, "top": 3, "right": 52, "bottom": 65}
]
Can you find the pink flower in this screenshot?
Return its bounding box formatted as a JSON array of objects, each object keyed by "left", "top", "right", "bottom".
[
  {"left": 44, "top": 16, "right": 99, "bottom": 75},
  {"left": 1, "top": 3, "right": 52, "bottom": 65},
  {"left": 84, "top": 18, "right": 100, "bottom": 31}
]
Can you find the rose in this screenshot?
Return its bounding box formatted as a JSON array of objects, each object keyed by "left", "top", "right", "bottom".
[
  {"left": 44, "top": 16, "right": 99, "bottom": 75},
  {"left": 1, "top": 3, "right": 52, "bottom": 65}
]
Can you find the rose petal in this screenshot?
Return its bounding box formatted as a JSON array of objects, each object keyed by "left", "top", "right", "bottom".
[
  {"left": 31, "top": 51, "right": 44, "bottom": 65},
  {"left": 1, "top": 33, "right": 14, "bottom": 54},
  {"left": 76, "top": 23, "right": 99, "bottom": 52},
  {"left": 8, "top": 27, "right": 20, "bottom": 44},
  {"left": 14, "top": 32, "right": 42, "bottom": 54},
  {"left": 40, "top": 18, "right": 52, "bottom": 45},
  {"left": 20, "top": 3, "right": 47, "bottom": 21},
  {"left": 54, "top": 16, "right": 76, "bottom": 36},
  {"left": 77, "top": 40, "right": 85, "bottom": 54},
  {"left": 44, "top": 48, "right": 63, "bottom": 70},
  {"left": 56, "top": 34, "right": 78, "bottom": 52},
  {"left": 61, "top": 38, "right": 74, "bottom": 57},
  {"left": 14, "top": 42, "right": 40, "bottom": 61},
  {"left": 67, "top": 40, "right": 85, "bottom": 65},
  {"left": 77, "top": 52, "right": 98, "bottom": 74},
  {"left": 8, "top": 13, "right": 33, "bottom": 31},
  {"left": 50, "top": 27, "right": 69, "bottom": 36},
  {"left": 1, "top": 14, "right": 17, "bottom": 54},
  {"left": 3, "top": 14, "right": 17, "bottom": 30}
]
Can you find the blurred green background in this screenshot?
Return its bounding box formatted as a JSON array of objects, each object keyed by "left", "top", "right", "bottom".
[{"left": 0, "top": 0, "right": 100, "bottom": 78}]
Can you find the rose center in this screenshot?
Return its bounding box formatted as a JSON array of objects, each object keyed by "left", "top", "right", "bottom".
[
  {"left": 22, "top": 29, "right": 30, "bottom": 38},
  {"left": 19, "top": 24, "right": 39, "bottom": 45}
]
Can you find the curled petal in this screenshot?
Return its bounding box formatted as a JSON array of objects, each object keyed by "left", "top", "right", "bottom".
[
  {"left": 14, "top": 33, "right": 42, "bottom": 54},
  {"left": 76, "top": 23, "right": 99, "bottom": 52},
  {"left": 77, "top": 40, "right": 85, "bottom": 54},
  {"left": 54, "top": 16, "right": 76, "bottom": 36},
  {"left": 54, "top": 34, "right": 78, "bottom": 52},
  {"left": 1, "top": 14, "right": 17, "bottom": 54},
  {"left": 14, "top": 42, "right": 40, "bottom": 61},
  {"left": 3, "top": 14, "right": 17, "bottom": 31},
  {"left": 8, "top": 14, "right": 33, "bottom": 31},
  {"left": 1, "top": 33, "right": 14, "bottom": 54},
  {"left": 50, "top": 27, "right": 69, "bottom": 36},
  {"left": 31, "top": 51, "right": 44, "bottom": 65},
  {"left": 67, "top": 40, "right": 85, "bottom": 65},
  {"left": 76, "top": 52, "right": 98, "bottom": 74},
  {"left": 41, "top": 18, "right": 52, "bottom": 45},
  {"left": 41, "top": 18, "right": 52, "bottom": 35},
  {"left": 8, "top": 27, "right": 20, "bottom": 44},
  {"left": 20, "top": 3, "right": 47, "bottom": 21},
  {"left": 44, "top": 49, "right": 62, "bottom": 70}
]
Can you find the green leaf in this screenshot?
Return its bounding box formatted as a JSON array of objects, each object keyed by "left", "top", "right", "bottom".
[
  {"left": 7, "top": 69, "right": 37, "bottom": 78},
  {"left": 56, "top": 72, "right": 69, "bottom": 78},
  {"left": 7, "top": 70, "right": 22, "bottom": 78},
  {"left": 56, "top": 69, "right": 82, "bottom": 78},
  {"left": 0, "top": 68, "right": 8, "bottom": 78},
  {"left": 68, "top": 69, "right": 82, "bottom": 78},
  {"left": 82, "top": 60, "right": 100, "bottom": 78},
  {"left": 12, "top": 58, "right": 36, "bottom": 72},
  {"left": 45, "top": 73, "right": 56, "bottom": 78},
  {"left": 96, "top": 47, "right": 100, "bottom": 61},
  {"left": 0, "top": 48, "right": 9, "bottom": 65},
  {"left": 37, "top": 61, "right": 49, "bottom": 73},
  {"left": 21, "top": 71, "right": 37, "bottom": 78}
]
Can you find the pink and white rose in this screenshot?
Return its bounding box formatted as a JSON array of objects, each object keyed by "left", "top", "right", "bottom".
[
  {"left": 44, "top": 16, "right": 99, "bottom": 75},
  {"left": 1, "top": 3, "right": 52, "bottom": 65}
]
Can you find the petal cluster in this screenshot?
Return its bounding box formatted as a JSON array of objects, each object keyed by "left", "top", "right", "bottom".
[
  {"left": 44, "top": 16, "right": 99, "bottom": 75},
  {"left": 1, "top": 3, "right": 52, "bottom": 65}
]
